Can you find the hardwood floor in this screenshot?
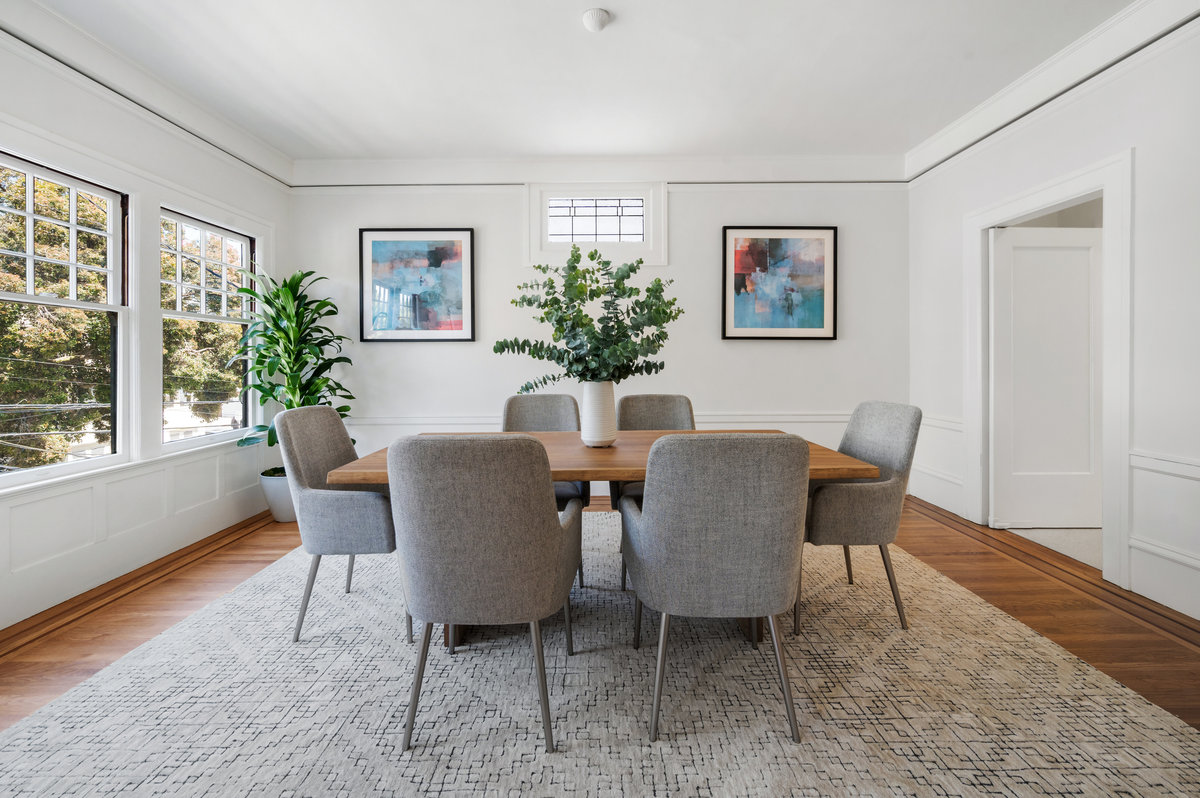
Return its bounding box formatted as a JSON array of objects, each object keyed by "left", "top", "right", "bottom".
[{"left": 1, "top": 500, "right": 1198, "bottom": 732}]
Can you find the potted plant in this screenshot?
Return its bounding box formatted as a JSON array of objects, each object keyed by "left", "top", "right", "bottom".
[
  {"left": 494, "top": 245, "right": 683, "bottom": 446},
  {"left": 228, "top": 269, "right": 354, "bottom": 521}
]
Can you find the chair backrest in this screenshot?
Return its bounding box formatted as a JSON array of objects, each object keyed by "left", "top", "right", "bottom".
[
  {"left": 631, "top": 433, "right": 809, "bottom": 618},
  {"left": 275, "top": 406, "right": 359, "bottom": 494},
  {"left": 838, "top": 401, "right": 923, "bottom": 488},
  {"left": 617, "top": 394, "right": 695, "bottom": 430},
  {"left": 387, "top": 435, "right": 571, "bottom": 625},
  {"left": 501, "top": 394, "right": 580, "bottom": 432}
]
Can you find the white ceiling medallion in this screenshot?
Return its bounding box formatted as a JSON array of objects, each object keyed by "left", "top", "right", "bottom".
[{"left": 582, "top": 8, "right": 612, "bottom": 33}]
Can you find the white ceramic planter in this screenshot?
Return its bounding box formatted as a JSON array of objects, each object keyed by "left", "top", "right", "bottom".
[
  {"left": 580, "top": 380, "right": 617, "bottom": 447},
  {"left": 260, "top": 471, "right": 297, "bottom": 523}
]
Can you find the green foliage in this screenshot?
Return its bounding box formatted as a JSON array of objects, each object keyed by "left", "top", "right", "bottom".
[
  {"left": 493, "top": 246, "right": 683, "bottom": 393},
  {"left": 0, "top": 273, "right": 113, "bottom": 470},
  {"left": 162, "top": 317, "right": 245, "bottom": 423},
  {"left": 227, "top": 269, "right": 353, "bottom": 447}
]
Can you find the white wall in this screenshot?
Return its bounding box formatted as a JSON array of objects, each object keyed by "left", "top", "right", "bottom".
[
  {"left": 286, "top": 183, "right": 910, "bottom": 460},
  {"left": 908, "top": 21, "right": 1200, "bottom": 617},
  {"left": 0, "top": 33, "right": 289, "bottom": 628}
]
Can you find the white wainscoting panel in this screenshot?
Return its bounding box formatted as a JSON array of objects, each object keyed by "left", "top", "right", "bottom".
[
  {"left": 1127, "top": 450, "right": 1200, "bottom": 619},
  {"left": 172, "top": 458, "right": 220, "bottom": 514},
  {"left": 0, "top": 442, "right": 268, "bottom": 629},
  {"left": 106, "top": 471, "right": 168, "bottom": 538},
  {"left": 909, "top": 414, "right": 966, "bottom": 515},
  {"left": 9, "top": 488, "right": 95, "bottom": 572}
]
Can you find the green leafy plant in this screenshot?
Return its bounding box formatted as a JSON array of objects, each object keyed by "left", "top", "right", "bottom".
[
  {"left": 227, "top": 269, "right": 353, "bottom": 451},
  {"left": 494, "top": 245, "right": 683, "bottom": 393}
]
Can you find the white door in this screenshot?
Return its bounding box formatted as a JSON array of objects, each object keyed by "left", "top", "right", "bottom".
[{"left": 990, "top": 227, "right": 1103, "bottom": 529}]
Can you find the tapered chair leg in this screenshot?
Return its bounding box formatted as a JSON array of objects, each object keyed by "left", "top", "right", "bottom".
[
  {"left": 649, "top": 612, "right": 672, "bottom": 742},
  {"left": 577, "top": 560, "right": 585, "bottom": 590},
  {"left": 632, "top": 596, "right": 643, "bottom": 649},
  {"left": 529, "top": 620, "right": 554, "bottom": 753},
  {"left": 293, "top": 554, "right": 321, "bottom": 643},
  {"left": 843, "top": 546, "right": 853, "bottom": 584},
  {"left": 620, "top": 559, "right": 627, "bottom": 591},
  {"left": 767, "top": 615, "right": 802, "bottom": 742},
  {"left": 345, "top": 554, "right": 355, "bottom": 593},
  {"left": 448, "top": 624, "right": 456, "bottom": 654},
  {"left": 879, "top": 544, "right": 909, "bottom": 630},
  {"left": 402, "top": 621, "right": 433, "bottom": 751},
  {"left": 405, "top": 612, "right": 413, "bottom": 644},
  {"left": 563, "top": 599, "right": 574, "bottom": 656}
]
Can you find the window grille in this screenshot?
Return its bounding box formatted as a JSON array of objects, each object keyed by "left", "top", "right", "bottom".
[
  {"left": 0, "top": 155, "right": 123, "bottom": 474},
  {"left": 159, "top": 210, "right": 251, "bottom": 444}
]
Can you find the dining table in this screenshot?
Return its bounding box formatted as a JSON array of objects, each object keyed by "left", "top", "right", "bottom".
[
  {"left": 326, "top": 429, "right": 880, "bottom": 486},
  {"left": 326, "top": 429, "right": 879, "bottom": 648}
]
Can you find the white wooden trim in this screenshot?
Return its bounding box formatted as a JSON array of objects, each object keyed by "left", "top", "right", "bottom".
[
  {"left": 961, "top": 150, "right": 1133, "bottom": 588},
  {"left": 912, "top": 464, "right": 964, "bottom": 487},
  {"left": 1128, "top": 536, "right": 1200, "bottom": 571},
  {"left": 345, "top": 411, "right": 854, "bottom": 428},
  {"left": 1129, "top": 450, "right": 1200, "bottom": 481},
  {"left": 921, "top": 414, "right": 964, "bottom": 433},
  {"left": 904, "top": 0, "right": 1200, "bottom": 177}
]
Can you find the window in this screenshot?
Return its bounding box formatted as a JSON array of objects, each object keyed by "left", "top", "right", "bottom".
[
  {"left": 547, "top": 197, "right": 644, "bottom": 243},
  {"left": 529, "top": 182, "right": 666, "bottom": 266},
  {"left": 0, "top": 156, "right": 123, "bottom": 474},
  {"left": 159, "top": 210, "right": 250, "bottom": 444}
]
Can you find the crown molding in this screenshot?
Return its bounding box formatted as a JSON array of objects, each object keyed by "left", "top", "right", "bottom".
[
  {"left": 288, "top": 154, "right": 905, "bottom": 188},
  {"left": 904, "top": 0, "right": 1200, "bottom": 179},
  {"left": 0, "top": 4, "right": 293, "bottom": 184}
]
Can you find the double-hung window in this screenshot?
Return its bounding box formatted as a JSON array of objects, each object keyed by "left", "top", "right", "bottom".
[
  {"left": 159, "top": 210, "right": 251, "bottom": 444},
  {"left": 0, "top": 155, "right": 123, "bottom": 475}
]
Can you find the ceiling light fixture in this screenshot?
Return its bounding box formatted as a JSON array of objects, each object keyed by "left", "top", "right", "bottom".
[{"left": 582, "top": 8, "right": 612, "bottom": 33}]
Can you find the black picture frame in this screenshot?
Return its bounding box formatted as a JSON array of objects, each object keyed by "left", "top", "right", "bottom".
[
  {"left": 359, "top": 228, "right": 475, "bottom": 342},
  {"left": 722, "top": 226, "right": 837, "bottom": 340}
]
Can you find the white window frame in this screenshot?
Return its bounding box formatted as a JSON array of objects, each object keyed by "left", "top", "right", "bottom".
[
  {"left": 0, "top": 154, "right": 128, "bottom": 488},
  {"left": 527, "top": 182, "right": 667, "bottom": 266},
  {"left": 158, "top": 209, "right": 252, "bottom": 451}
]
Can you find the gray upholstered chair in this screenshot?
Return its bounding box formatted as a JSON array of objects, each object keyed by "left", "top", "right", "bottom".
[
  {"left": 502, "top": 393, "right": 588, "bottom": 588},
  {"left": 799, "top": 401, "right": 922, "bottom": 634},
  {"left": 610, "top": 394, "right": 695, "bottom": 588},
  {"left": 388, "top": 434, "right": 583, "bottom": 753},
  {"left": 619, "top": 433, "right": 809, "bottom": 743},
  {"left": 502, "top": 393, "right": 591, "bottom": 510},
  {"left": 274, "top": 405, "right": 412, "bottom": 644}
]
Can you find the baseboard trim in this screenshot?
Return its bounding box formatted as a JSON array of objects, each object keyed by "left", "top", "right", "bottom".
[
  {"left": 906, "top": 497, "right": 1200, "bottom": 653},
  {"left": 0, "top": 510, "right": 275, "bottom": 660}
]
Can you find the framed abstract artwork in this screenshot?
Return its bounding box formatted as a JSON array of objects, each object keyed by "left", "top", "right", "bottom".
[
  {"left": 722, "top": 226, "right": 837, "bottom": 339},
  {"left": 359, "top": 228, "right": 475, "bottom": 342}
]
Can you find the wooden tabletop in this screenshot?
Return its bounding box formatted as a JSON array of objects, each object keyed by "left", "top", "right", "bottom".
[{"left": 327, "top": 429, "right": 879, "bottom": 485}]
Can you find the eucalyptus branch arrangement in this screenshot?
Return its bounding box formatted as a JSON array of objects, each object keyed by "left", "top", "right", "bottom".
[
  {"left": 227, "top": 269, "right": 353, "bottom": 448},
  {"left": 494, "top": 245, "right": 684, "bottom": 393}
]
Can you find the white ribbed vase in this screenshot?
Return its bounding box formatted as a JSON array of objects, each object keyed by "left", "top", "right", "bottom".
[{"left": 580, "top": 380, "right": 617, "bottom": 447}]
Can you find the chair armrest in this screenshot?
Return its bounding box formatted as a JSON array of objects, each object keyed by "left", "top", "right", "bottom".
[
  {"left": 295, "top": 489, "right": 396, "bottom": 555},
  {"left": 618, "top": 493, "right": 645, "bottom": 591},
  {"left": 557, "top": 498, "right": 584, "bottom": 595},
  {"left": 807, "top": 477, "right": 905, "bottom": 546}
]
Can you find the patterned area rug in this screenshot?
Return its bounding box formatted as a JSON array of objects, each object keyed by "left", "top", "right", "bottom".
[{"left": 1, "top": 513, "right": 1197, "bottom": 796}]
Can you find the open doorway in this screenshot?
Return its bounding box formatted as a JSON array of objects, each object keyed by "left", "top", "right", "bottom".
[{"left": 988, "top": 197, "right": 1103, "bottom": 568}]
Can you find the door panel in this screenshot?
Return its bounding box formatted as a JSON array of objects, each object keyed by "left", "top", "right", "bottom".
[{"left": 990, "top": 227, "right": 1102, "bottom": 528}]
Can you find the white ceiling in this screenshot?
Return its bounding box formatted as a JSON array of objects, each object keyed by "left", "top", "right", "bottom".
[{"left": 10, "top": 0, "right": 1133, "bottom": 169}]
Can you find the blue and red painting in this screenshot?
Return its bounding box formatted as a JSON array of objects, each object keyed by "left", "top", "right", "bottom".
[
  {"left": 732, "top": 236, "right": 826, "bottom": 329},
  {"left": 371, "top": 239, "right": 464, "bottom": 331}
]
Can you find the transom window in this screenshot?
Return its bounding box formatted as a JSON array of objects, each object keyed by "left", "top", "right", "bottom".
[
  {"left": 159, "top": 210, "right": 250, "bottom": 444},
  {"left": 529, "top": 182, "right": 666, "bottom": 266},
  {"left": 547, "top": 197, "right": 645, "bottom": 243},
  {"left": 0, "top": 155, "right": 123, "bottom": 474}
]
